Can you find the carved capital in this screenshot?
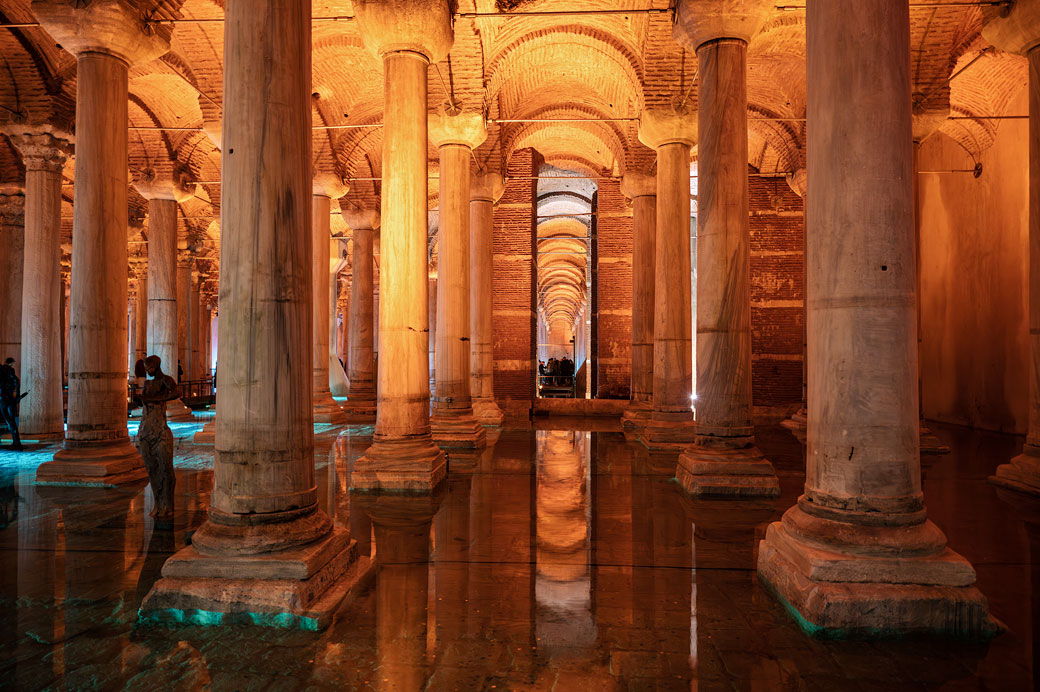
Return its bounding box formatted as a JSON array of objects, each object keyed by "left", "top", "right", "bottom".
[
  {"left": 983, "top": 0, "right": 1040, "bottom": 55},
  {"left": 672, "top": 0, "right": 774, "bottom": 49},
  {"left": 134, "top": 166, "right": 194, "bottom": 202},
  {"left": 620, "top": 172, "right": 657, "bottom": 199},
  {"left": 471, "top": 172, "right": 504, "bottom": 203},
  {"left": 6, "top": 130, "right": 72, "bottom": 173},
  {"left": 30, "top": 0, "right": 171, "bottom": 66},
  {"left": 313, "top": 173, "right": 349, "bottom": 199},
  {"left": 785, "top": 168, "right": 807, "bottom": 198},
  {"left": 341, "top": 207, "right": 381, "bottom": 231},
  {"left": 429, "top": 110, "right": 487, "bottom": 150},
  {"left": 353, "top": 0, "right": 453, "bottom": 63},
  {"left": 638, "top": 108, "right": 697, "bottom": 150}
]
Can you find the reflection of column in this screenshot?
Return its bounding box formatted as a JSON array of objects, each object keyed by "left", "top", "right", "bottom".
[
  {"left": 311, "top": 176, "right": 347, "bottom": 424},
  {"left": 341, "top": 209, "right": 379, "bottom": 418},
  {"left": 15, "top": 481, "right": 59, "bottom": 689},
  {"left": 986, "top": 4, "right": 1040, "bottom": 494},
  {"left": 430, "top": 111, "right": 487, "bottom": 450},
  {"left": 141, "top": 0, "right": 359, "bottom": 630},
  {"left": 620, "top": 173, "right": 656, "bottom": 430},
  {"left": 674, "top": 0, "right": 779, "bottom": 497},
  {"left": 34, "top": 0, "right": 169, "bottom": 486},
  {"left": 351, "top": 0, "right": 452, "bottom": 491},
  {"left": 431, "top": 473, "right": 473, "bottom": 681},
  {"left": 7, "top": 131, "right": 70, "bottom": 440},
  {"left": 758, "top": 0, "right": 998, "bottom": 636},
  {"left": 637, "top": 110, "right": 696, "bottom": 450},
  {"left": 470, "top": 173, "right": 505, "bottom": 427},
  {"left": 0, "top": 188, "right": 23, "bottom": 372}
]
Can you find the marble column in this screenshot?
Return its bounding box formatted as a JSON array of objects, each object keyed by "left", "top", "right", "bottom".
[
  {"left": 757, "top": 0, "right": 998, "bottom": 635},
  {"left": 329, "top": 238, "right": 350, "bottom": 398},
  {"left": 636, "top": 110, "right": 696, "bottom": 451},
  {"left": 620, "top": 173, "right": 656, "bottom": 431},
  {"left": 351, "top": 0, "right": 453, "bottom": 491},
  {"left": 133, "top": 266, "right": 147, "bottom": 363},
  {"left": 189, "top": 272, "right": 201, "bottom": 379},
  {"left": 311, "top": 176, "right": 348, "bottom": 424},
  {"left": 429, "top": 111, "right": 487, "bottom": 450},
  {"left": 141, "top": 0, "right": 359, "bottom": 629},
  {"left": 0, "top": 187, "right": 24, "bottom": 370},
  {"left": 341, "top": 208, "right": 379, "bottom": 417},
  {"left": 986, "top": 2, "right": 1040, "bottom": 493},
  {"left": 177, "top": 252, "right": 192, "bottom": 380},
  {"left": 470, "top": 173, "right": 505, "bottom": 427},
  {"left": 674, "top": 1, "right": 779, "bottom": 497},
  {"left": 135, "top": 177, "right": 195, "bottom": 422},
  {"left": 781, "top": 168, "right": 808, "bottom": 440},
  {"left": 7, "top": 132, "right": 69, "bottom": 440},
  {"left": 33, "top": 0, "right": 169, "bottom": 486}
]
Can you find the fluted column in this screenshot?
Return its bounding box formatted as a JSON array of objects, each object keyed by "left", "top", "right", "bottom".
[
  {"left": 620, "top": 173, "right": 656, "bottom": 431},
  {"left": 6, "top": 132, "right": 69, "bottom": 440},
  {"left": 674, "top": 0, "right": 779, "bottom": 497},
  {"left": 312, "top": 175, "right": 348, "bottom": 424},
  {"left": 429, "top": 111, "right": 487, "bottom": 450},
  {"left": 341, "top": 208, "right": 379, "bottom": 417},
  {"left": 141, "top": 0, "right": 360, "bottom": 630},
  {"left": 351, "top": 0, "right": 453, "bottom": 491},
  {"left": 33, "top": 0, "right": 170, "bottom": 485},
  {"left": 470, "top": 173, "right": 505, "bottom": 427},
  {"left": 757, "top": 0, "right": 997, "bottom": 636},
  {"left": 986, "top": 2, "right": 1040, "bottom": 494},
  {"left": 636, "top": 110, "right": 696, "bottom": 451},
  {"left": 0, "top": 188, "right": 24, "bottom": 371},
  {"left": 135, "top": 175, "right": 195, "bottom": 421}
]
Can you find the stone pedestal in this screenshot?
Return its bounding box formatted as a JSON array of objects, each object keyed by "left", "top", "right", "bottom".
[
  {"left": 140, "top": 0, "right": 357, "bottom": 629},
  {"left": 620, "top": 173, "right": 656, "bottom": 431},
  {"left": 32, "top": 0, "right": 171, "bottom": 486},
  {"left": 311, "top": 176, "right": 348, "bottom": 424},
  {"left": 6, "top": 131, "right": 69, "bottom": 440},
  {"left": 470, "top": 173, "right": 505, "bottom": 427},
  {"left": 429, "top": 111, "right": 487, "bottom": 450},
  {"left": 636, "top": 110, "right": 696, "bottom": 450},
  {"left": 342, "top": 209, "right": 379, "bottom": 419},
  {"left": 351, "top": 0, "right": 452, "bottom": 491},
  {"left": 673, "top": 6, "right": 778, "bottom": 497},
  {"left": 757, "top": 0, "right": 998, "bottom": 636}
]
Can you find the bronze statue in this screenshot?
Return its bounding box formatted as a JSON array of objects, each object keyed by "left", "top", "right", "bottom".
[{"left": 139, "top": 355, "right": 180, "bottom": 521}]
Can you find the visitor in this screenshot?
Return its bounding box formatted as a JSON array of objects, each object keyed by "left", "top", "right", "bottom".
[{"left": 0, "top": 357, "right": 24, "bottom": 451}]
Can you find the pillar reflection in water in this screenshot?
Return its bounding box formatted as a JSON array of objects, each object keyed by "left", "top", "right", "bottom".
[{"left": 534, "top": 430, "right": 595, "bottom": 653}]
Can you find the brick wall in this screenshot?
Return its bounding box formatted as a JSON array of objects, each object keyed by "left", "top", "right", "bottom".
[{"left": 595, "top": 178, "right": 633, "bottom": 398}]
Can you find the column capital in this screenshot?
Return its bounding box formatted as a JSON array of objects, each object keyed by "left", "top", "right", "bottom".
[
  {"left": 638, "top": 108, "right": 697, "bottom": 149},
  {"left": 982, "top": 0, "right": 1040, "bottom": 55},
  {"left": 672, "top": 0, "right": 773, "bottom": 49},
  {"left": 429, "top": 110, "right": 487, "bottom": 150},
  {"left": 912, "top": 106, "right": 949, "bottom": 144},
  {"left": 620, "top": 172, "right": 657, "bottom": 199},
  {"left": 177, "top": 249, "right": 195, "bottom": 269},
  {"left": 785, "top": 168, "right": 806, "bottom": 198},
  {"left": 353, "top": 0, "right": 453, "bottom": 63},
  {"left": 341, "top": 207, "right": 381, "bottom": 231},
  {"left": 313, "top": 173, "right": 349, "bottom": 199},
  {"left": 30, "top": 0, "right": 171, "bottom": 66},
  {"left": 134, "top": 167, "right": 193, "bottom": 202},
  {"left": 471, "top": 172, "right": 504, "bottom": 203},
  {"left": 0, "top": 188, "right": 25, "bottom": 226},
  {"left": 5, "top": 128, "right": 72, "bottom": 173}
]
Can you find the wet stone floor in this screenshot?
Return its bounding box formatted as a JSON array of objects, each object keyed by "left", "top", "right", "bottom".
[{"left": 0, "top": 415, "right": 1035, "bottom": 691}]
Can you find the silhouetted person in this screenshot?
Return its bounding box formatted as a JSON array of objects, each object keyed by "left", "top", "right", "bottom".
[
  {"left": 1, "top": 357, "right": 24, "bottom": 451},
  {"left": 139, "top": 355, "right": 180, "bottom": 522},
  {"left": 177, "top": 360, "right": 183, "bottom": 380},
  {"left": 132, "top": 358, "right": 147, "bottom": 410}
]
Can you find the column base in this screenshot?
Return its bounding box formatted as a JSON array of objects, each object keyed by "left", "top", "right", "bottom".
[
  {"left": 621, "top": 399, "right": 652, "bottom": 431},
  {"left": 430, "top": 409, "right": 487, "bottom": 450},
  {"left": 757, "top": 507, "right": 1002, "bottom": 637},
  {"left": 167, "top": 398, "right": 196, "bottom": 422},
  {"left": 780, "top": 406, "right": 807, "bottom": 442},
  {"left": 989, "top": 448, "right": 1040, "bottom": 497},
  {"left": 472, "top": 397, "right": 504, "bottom": 427},
  {"left": 36, "top": 439, "right": 146, "bottom": 487},
  {"left": 343, "top": 394, "right": 377, "bottom": 421},
  {"left": 638, "top": 410, "right": 696, "bottom": 451},
  {"left": 920, "top": 424, "right": 951, "bottom": 455},
  {"left": 139, "top": 526, "right": 371, "bottom": 631},
  {"left": 17, "top": 430, "right": 65, "bottom": 443},
  {"left": 313, "top": 390, "right": 347, "bottom": 425},
  {"left": 677, "top": 443, "right": 780, "bottom": 497},
  {"left": 351, "top": 434, "right": 447, "bottom": 493},
  {"left": 192, "top": 420, "right": 216, "bottom": 444}
]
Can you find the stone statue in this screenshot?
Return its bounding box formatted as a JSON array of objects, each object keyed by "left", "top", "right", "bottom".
[{"left": 139, "top": 355, "right": 180, "bottom": 521}]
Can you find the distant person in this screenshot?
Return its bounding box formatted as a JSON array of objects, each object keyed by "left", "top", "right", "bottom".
[
  {"left": 138, "top": 355, "right": 181, "bottom": 522},
  {"left": 177, "top": 360, "right": 183, "bottom": 381},
  {"left": 132, "top": 358, "right": 147, "bottom": 410},
  {"left": 0, "top": 357, "right": 24, "bottom": 451},
  {"left": 538, "top": 360, "right": 545, "bottom": 376}
]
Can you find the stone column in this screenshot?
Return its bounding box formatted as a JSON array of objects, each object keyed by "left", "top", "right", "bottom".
[
  {"left": 429, "top": 111, "right": 487, "bottom": 450},
  {"left": 6, "top": 132, "right": 69, "bottom": 440},
  {"left": 470, "top": 173, "right": 505, "bottom": 427},
  {"left": 135, "top": 177, "right": 195, "bottom": 421},
  {"left": 341, "top": 208, "right": 379, "bottom": 417},
  {"left": 757, "top": 0, "right": 997, "bottom": 635},
  {"left": 329, "top": 238, "right": 350, "bottom": 397},
  {"left": 33, "top": 0, "right": 170, "bottom": 486},
  {"left": 311, "top": 176, "right": 347, "bottom": 424},
  {"left": 351, "top": 0, "right": 453, "bottom": 491},
  {"left": 673, "top": 1, "right": 779, "bottom": 497},
  {"left": 177, "top": 251, "right": 192, "bottom": 380},
  {"left": 636, "top": 110, "right": 696, "bottom": 451},
  {"left": 133, "top": 266, "right": 147, "bottom": 363},
  {"left": 986, "top": 3, "right": 1040, "bottom": 493},
  {"left": 620, "top": 172, "right": 656, "bottom": 431},
  {"left": 141, "top": 0, "right": 359, "bottom": 629},
  {"left": 781, "top": 168, "right": 808, "bottom": 439},
  {"left": 189, "top": 271, "right": 201, "bottom": 380},
  {"left": 0, "top": 187, "right": 24, "bottom": 369}
]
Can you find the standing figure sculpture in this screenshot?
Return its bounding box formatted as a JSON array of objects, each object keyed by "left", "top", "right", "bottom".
[
  {"left": 0, "top": 357, "right": 24, "bottom": 451},
  {"left": 139, "top": 355, "right": 180, "bottom": 521}
]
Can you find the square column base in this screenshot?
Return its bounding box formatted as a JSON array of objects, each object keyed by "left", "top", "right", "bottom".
[
  {"left": 989, "top": 451, "right": 1040, "bottom": 497},
  {"left": 192, "top": 420, "right": 215, "bottom": 444},
  {"left": 677, "top": 444, "right": 780, "bottom": 497},
  {"left": 351, "top": 435, "right": 447, "bottom": 492},
  {"left": 621, "top": 400, "right": 652, "bottom": 431},
  {"left": 166, "top": 399, "right": 196, "bottom": 422},
  {"left": 638, "top": 411, "right": 696, "bottom": 451},
  {"left": 313, "top": 400, "right": 348, "bottom": 425},
  {"left": 430, "top": 411, "right": 487, "bottom": 450},
  {"left": 757, "top": 523, "right": 1002, "bottom": 637},
  {"left": 139, "top": 527, "right": 371, "bottom": 631},
  {"left": 472, "top": 398, "right": 504, "bottom": 428},
  {"left": 920, "top": 424, "right": 951, "bottom": 455},
  {"left": 36, "top": 441, "right": 146, "bottom": 487}
]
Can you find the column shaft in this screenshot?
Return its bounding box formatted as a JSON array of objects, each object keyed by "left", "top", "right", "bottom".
[
  {"left": 346, "top": 226, "right": 376, "bottom": 413},
  {"left": 134, "top": 273, "right": 147, "bottom": 362},
  {"left": 189, "top": 275, "right": 201, "bottom": 379},
  {"left": 0, "top": 195, "right": 23, "bottom": 368},
  {"left": 311, "top": 193, "right": 345, "bottom": 423},
  {"left": 469, "top": 185, "right": 502, "bottom": 425},
  {"left": 630, "top": 193, "right": 656, "bottom": 405}
]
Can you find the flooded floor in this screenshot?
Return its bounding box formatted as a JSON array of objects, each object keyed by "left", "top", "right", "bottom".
[{"left": 0, "top": 417, "right": 1035, "bottom": 691}]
